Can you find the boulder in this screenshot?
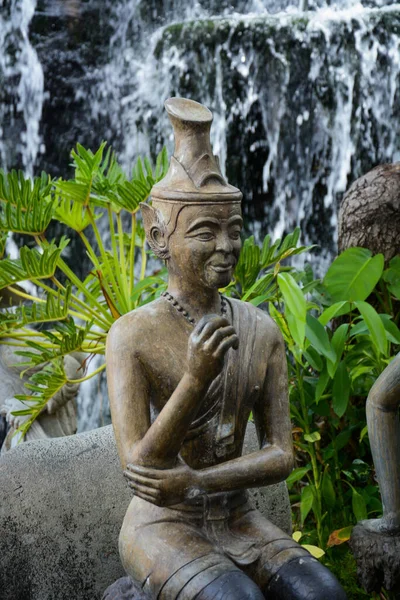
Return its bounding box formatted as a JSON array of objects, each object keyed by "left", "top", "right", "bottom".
[{"left": 0, "top": 423, "right": 291, "bottom": 600}]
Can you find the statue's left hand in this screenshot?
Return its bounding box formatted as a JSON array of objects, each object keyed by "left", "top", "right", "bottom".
[{"left": 124, "top": 462, "right": 201, "bottom": 507}]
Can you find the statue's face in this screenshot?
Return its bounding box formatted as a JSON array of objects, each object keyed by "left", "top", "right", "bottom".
[{"left": 167, "top": 203, "right": 243, "bottom": 289}]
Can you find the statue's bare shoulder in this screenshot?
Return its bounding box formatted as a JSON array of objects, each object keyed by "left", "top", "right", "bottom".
[{"left": 106, "top": 298, "right": 169, "bottom": 360}]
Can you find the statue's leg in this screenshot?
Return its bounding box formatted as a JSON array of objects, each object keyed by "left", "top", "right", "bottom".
[
  {"left": 119, "top": 498, "right": 265, "bottom": 600},
  {"left": 264, "top": 556, "right": 346, "bottom": 600},
  {"left": 228, "top": 506, "right": 347, "bottom": 600},
  {"left": 195, "top": 570, "right": 264, "bottom": 600}
]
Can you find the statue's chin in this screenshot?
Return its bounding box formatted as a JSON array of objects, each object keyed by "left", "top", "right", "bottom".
[
  {"left": 204, "top": 268, "right": 233, "bottom": 290},
  {"left": 360, "top": 514, "right": 400, "bottom": 536}
]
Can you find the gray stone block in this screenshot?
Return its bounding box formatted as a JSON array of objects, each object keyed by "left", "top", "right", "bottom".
[{"left": 0, "top": 423, "right": 291, "bottom": 600}]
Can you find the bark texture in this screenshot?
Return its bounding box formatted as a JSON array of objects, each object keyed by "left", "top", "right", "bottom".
[
  {"left": 350, "top": 522, "right": 400, "bottom": 594},
  {"left": 338, "top": 163, "right": 400, "bottom": 263}
]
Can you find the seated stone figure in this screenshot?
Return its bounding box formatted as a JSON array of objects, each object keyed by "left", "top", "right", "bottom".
[{"left": 106, "top": 98, "right": 347, "bottom": 600}]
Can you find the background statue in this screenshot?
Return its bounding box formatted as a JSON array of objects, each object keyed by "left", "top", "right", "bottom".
[
  {"left": 350, "top": 352, "right": 400, "bottom": 593},
  {"left": 105, "top": 98, "right": 347, "bottom": 600}
]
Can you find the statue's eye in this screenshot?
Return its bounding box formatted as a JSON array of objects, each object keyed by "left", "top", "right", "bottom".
[
  {"left": 229, "top": 229, "right": 241, "bottom": 240},
  {"left": 195, "top": 230, "right": 214, "bottom": 241}
]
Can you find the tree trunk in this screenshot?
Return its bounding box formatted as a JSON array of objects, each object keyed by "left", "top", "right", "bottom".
[{"left": 338, "top": 163, "right": 400, "bottom": 264}]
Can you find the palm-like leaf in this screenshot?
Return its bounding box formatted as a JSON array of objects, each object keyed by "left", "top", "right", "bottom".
[
  {"left": 15, "top": 318, "right": 90, "bottom": 368},
  {"left": 0, "top": 238, "right": 69, "bottom": 290},
  {"left": 0, "top": 170, "right": 54, "bottom": 235},
  {"left": 12, "top": 360, "right": 68, "bottom": 437}
]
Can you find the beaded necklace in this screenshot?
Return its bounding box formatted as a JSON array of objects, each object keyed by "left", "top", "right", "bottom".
[{"left": 161, "top": 291, "right": 227, "bottom": 326}]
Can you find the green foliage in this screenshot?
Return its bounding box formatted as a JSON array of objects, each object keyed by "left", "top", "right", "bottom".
[
  {"left": 0, "top": 142, "right": 169, "bottom": 436},
  {"left": 234, "top": 239, "right": 399, "bottom": 567}
]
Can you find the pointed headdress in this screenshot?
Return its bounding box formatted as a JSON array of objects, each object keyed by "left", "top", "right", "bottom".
[{"left": 151, "top": 98, "right": 242, "bottom": 204}]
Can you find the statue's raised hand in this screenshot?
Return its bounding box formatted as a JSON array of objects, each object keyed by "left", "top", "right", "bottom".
[{"left": 187, "top": 315, "right": 239, "bottom": 385}]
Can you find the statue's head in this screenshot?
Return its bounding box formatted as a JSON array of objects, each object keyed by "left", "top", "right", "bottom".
[{"left": 141, "top": 98, "right": 243, "bottom": 290}]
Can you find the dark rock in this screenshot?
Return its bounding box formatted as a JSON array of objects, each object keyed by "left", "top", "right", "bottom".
[{"left": 350, "top": 521, "right": 400, "bottom": 594}]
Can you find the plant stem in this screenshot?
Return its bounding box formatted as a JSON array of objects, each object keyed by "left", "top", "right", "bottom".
[
  {"left": 86, "top": 206, "right": 128, "bottom": 313},
  {"left": 68, "top": 361, "right": 106, "bottom": 384},
  {"left": 129, "top": 212, "right": 136, "bottom": 307}
]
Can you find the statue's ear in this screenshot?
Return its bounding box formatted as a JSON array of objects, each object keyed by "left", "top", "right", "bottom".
[{"left": 140, "top": 203, "right": 170, "bottom": 260}]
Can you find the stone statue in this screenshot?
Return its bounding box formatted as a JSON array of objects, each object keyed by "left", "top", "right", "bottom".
[
  {"left": 105, "top": 98, "right": 347, "bottom": 600},
  {"left": 350, "top": 352, "right": 400, "bottom": 593},
  {"left": 0, "top": 334, "right": 81, "bottom": 452}
]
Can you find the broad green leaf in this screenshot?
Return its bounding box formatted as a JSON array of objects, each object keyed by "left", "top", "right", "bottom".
[
  {"left": 327, "top": 323, "right": 349, "bottom": 377},
  {"left": 380, "top": 314, "right": 400, "bottom": 345},
  {"left": 323, "top": 248, "right": 384, "bottom": 302},
  {"left": 305, "top": 314, "right": 336, "bottom": 363},
  {"left": 304, "top": 431, "right": 321, "bottom": 443},
  {"left": 332, "top": 361, "right": 350, "bottom": 417},
  {"left": 292, "top": 531, "right": 302, "bottom": 542},
  {"left": 315, "top": 367, "right": 330, "bottom": 404},
  {"left": 302, "top": 544, "right": 325, "bottom": 559},
  {"left": 359, "top": 425, "right": 368, "bottom": 442},
  {"left": 278, "top": 273, "right": 306, "bottom": 321},
  {"left": 319, "top": 301, "right": 351, "bottom": 326},
  {"left": 354, "top": 300, "right": 388, "bottom": 355},
  {"left": 352, "top": 487, "right": 368, "bottom": 522},
  {"left": 286, "top": 310, "right": 306, "bottom": 350},
  {"left": 327, "top": 526, "right": 353, "bottom": 547},
  {"left": 383, "top": 256, "right": 400, "bottom": 299},
  {"left": 286, "top": 467, "right": 310, "bottom": 488},
  {"left": 304, "top": 347, "right": 324, "bottom": 371},
  {"left": 322, "top": 470, "right": 336, "bottom": 508},
  {"left": 301, "top": 484, "right": 315, "bottom": 525}
]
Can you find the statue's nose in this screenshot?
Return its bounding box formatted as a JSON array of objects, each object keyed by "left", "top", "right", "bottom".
[{"left": 215, "top": 234, "right": 233, "bottom": 254}]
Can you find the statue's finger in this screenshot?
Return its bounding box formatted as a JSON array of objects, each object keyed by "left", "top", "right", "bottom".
[
  {"left": 131, "top": 488, "right": 160, "bottom": 504},
  {"left": 124, "top": 471, "right": 160, "bottom": 489},
  {"left": 213, "top": 335, "right": 239, "bottom": 359},
  {"left": 203, "top": 326, "right": 236, "bottom": 352},
  {"left": 126, "top": 464, "right": 165, "bottom": 480},
  {"left": 128, "top": 481, "right": 160, "bottom": 499},
  {"left": 196, "top": 316, "right": 230, "bottom": 342}
]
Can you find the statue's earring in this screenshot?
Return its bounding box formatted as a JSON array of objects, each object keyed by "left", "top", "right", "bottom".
[{"left": 140, "top": 203, "right": 170, "bottom": 260}]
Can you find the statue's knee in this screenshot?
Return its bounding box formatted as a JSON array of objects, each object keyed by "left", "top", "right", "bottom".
[
  {"left": 196, "top": 570, "right": 265, "bottom": 600},
  {"left": 266, "top": 556, "right": 347, "bottom": 600}
]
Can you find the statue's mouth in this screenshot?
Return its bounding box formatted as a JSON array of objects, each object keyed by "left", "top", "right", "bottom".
[{"left": 210, "top": 264, "right": 233, "bottom": 273}]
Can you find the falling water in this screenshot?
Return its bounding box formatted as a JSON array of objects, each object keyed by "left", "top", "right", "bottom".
[
  {"left": 91, "top": 0, "right": 400, "bottom": 274},
  {"left": 0, "top": 0, "right": 44, "bottom": 176}
]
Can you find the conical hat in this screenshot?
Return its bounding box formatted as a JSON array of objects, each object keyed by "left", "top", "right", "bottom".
[{"left": 151, "top": 98, "right": 242, "bottom": 203}]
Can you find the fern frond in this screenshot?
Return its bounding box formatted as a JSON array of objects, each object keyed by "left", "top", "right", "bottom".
[
  {"left": 0, "top": 239, "right": 69, "bottom": 290},
  {"left": 15, "top": 317, "right": 90, "bottom": 368},
  {"left": 12, "top": 360, "right": 68, "bottom": 437},
  {"left": 0, "top": 170, "right": 55, "bottom": 235}
]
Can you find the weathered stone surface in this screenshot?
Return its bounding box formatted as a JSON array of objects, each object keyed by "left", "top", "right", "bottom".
[
  {"left": 0, "top": 422, "right": 291, "bottom": 600},
  {"left": 350, "top": 522, "right": 400, "bottom": 594},
  {"left": 102, "top": 576, "right": 150, "bottom": 600},
  {"left": 338, "top": 163, "right": 400, "bottom": 264}
]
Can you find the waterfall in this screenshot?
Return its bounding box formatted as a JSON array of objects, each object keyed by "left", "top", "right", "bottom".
[
  {"left": 91, "top": 1, "right": 400, "bottom": 275},
  {"left": 0, "top": 0, "right": 44, "bottom": 176}
]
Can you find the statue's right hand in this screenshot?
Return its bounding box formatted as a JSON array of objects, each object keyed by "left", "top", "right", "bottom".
[{"left": 187, "top": 314, "right": 238, "bottom": 384}]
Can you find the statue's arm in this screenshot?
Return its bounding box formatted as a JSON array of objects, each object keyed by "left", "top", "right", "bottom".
[
  {"left": 194, "top": 322, "right": 294, "bottom": 494},
  {"left": 365, "top": 352, "right": 400, "bottom": 532},
  {"left": 106, "top": 313, "right": 237, "bottom": 470}
]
